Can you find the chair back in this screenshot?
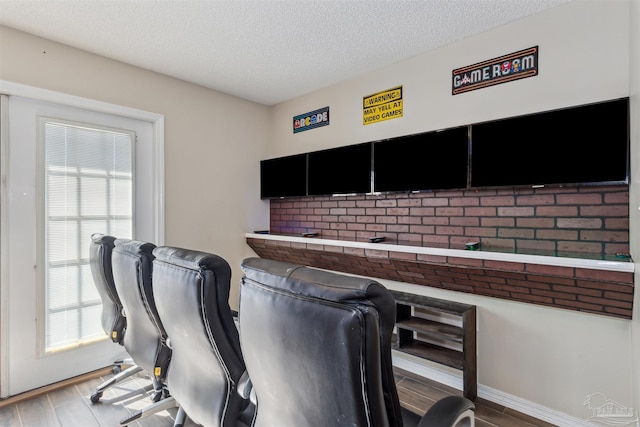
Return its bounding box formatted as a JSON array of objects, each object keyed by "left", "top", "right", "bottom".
[
  {"left": 152, "top": 246, "right": 250, "bottom": 427},
  {"left": 112, "top": 239, "right": 171, "bottom": 380},
  {"left": 89, "top": 233, "right": 125, "bottom": 344},
  {"left": 239, "top": 257, "right": 403, "bottom": 427}
]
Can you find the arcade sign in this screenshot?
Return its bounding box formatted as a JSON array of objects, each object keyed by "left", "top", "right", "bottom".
[{"left": 293, "top": 106, "right": 330, "bottom": 134}]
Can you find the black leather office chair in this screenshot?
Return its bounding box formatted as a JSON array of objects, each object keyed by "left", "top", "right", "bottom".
[
  {"left": 239, "top": 257, "right": 475, "bottom": 427},
  {"left": 110, "top": 238, "right": 176, "bottom": 426},
  {"left": 151, "top": 246, "right": 255, "bottom": 427},
  {"left": 90, "top": 234, "right": 124, "bottom": 345},
  {"left": 89, "top": 233, "right": 142, "bottom": 403}
]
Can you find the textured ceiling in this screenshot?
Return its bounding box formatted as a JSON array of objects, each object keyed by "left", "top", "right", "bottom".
[{"left": 0, "top": 0, "right": 571, "bottom": 105}]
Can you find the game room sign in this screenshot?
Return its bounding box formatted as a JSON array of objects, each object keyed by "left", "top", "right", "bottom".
[{"left": 452, "top": 46, "right": 538, "bottom": 95}]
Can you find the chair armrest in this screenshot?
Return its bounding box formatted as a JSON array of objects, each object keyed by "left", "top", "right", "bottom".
[
  {"left": 418, "top": 396, "right": 475, "bottom": 427},
  {"left": 231, "top": 309, "right": 240, "bottom": 331},
  {"left": 401, "top": 396, "right": 475, "bottom": 427},
  {"left": 237, "top": 370, "right": 256, "bottom": 406}
]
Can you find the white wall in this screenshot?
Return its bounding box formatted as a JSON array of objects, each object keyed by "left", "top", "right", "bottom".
[
  {"left": 0, "top": 25, "right": 271, "bottom": 307},
  {"left": 270, "top": 0, "right": 636, "bottom": 423}
]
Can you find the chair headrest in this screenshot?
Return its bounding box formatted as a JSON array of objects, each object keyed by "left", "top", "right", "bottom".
[
  {"left": 114, "top": 238, "right": 156, "bottom": 257},
  {"left": 91, "top": 233, "right": 116, "bottom": 247},
  {"left": 153, "top": 246, "right": 231, "bottom": 273},
  {"left": 241, "top": 257, "right": 394, "bottom": 321}
]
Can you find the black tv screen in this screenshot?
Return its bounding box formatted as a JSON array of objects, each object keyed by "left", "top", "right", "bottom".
[
  {"left": 260, "top": 153, "right": 307, "bottom": 199},
  {"left": 307, "top": 143, "right": 372, "bottom": 196},
  {"left": 374, "top": 126, "right": 469, "bottom": 193},
  {"left": 470, "top": 98, "right": 629, "bottom": 188}
]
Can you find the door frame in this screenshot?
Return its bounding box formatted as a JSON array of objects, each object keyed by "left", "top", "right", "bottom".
[{"left": 0, "top": 80, "right": 165, "bottom": 398}]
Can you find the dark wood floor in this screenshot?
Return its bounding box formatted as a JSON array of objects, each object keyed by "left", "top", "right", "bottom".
[
  {"left": 394, "top": 367, "right": 557, "bottom": 427},
  {"left": 0, "top": 366, "right": 557, "bottom": 427}
]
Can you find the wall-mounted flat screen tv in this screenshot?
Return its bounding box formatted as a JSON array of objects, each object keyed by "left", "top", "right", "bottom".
[
  {"left": 260, "top": 153, "right": 307, "bottom": 199},
  {"left": 470, "top": 98, "right": 629, "bottom": 188},
  {"left": 307, "top": 142, "right": 372, "bottom": 196},
  {"left": 374, "top": 126, "right": 469, "bottom": 193}
]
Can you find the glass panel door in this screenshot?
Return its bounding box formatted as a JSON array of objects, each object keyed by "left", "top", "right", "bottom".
[
  {"left": 3, "top": 95, "right": 157, "bottom": 396},
  {"left": 42, "top": 120, "right": 133, "bottom": 352}
]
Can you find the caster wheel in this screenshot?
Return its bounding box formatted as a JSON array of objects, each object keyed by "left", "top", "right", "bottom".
[
  {"left": 112, "top": 365, "right": 122, "bottom": 375},
  {"left": 151, "top": 391, "right": 162, "bottom": 403},
  {"left": 90, "top": 391, "right": 103, "bottom": 403}
]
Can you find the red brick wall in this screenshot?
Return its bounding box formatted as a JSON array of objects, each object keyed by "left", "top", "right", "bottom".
[{"left": 269, "top": 185, "right": 630, "bottom": 256}]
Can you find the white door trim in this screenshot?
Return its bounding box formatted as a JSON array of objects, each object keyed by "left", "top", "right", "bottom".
[
  {"left": 0, "top": 80, "right": 165, "bottom": 397},
  {"left": 0, "top": 94, "right": 9, "bottom": 397}
]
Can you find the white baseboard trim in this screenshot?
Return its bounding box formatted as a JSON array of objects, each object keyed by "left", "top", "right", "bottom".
[{"left": 392, "top": 351, "right": 602, "bottom": 427}]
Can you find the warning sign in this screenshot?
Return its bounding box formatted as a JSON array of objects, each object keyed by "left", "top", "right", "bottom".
[{"left": 363, "top": 86, "right": 403, "bottom": 125}]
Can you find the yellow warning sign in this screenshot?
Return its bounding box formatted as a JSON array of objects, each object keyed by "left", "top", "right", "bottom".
[{"left": 363, "top": 86, "right": 403, "bottom": 125}]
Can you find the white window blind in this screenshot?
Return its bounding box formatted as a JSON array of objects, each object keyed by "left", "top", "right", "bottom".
[{"left": 42, "top": 119, "right": 133, "bottom": 351}]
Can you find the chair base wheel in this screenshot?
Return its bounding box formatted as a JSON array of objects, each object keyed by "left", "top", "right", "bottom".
[
  {"left": 90, "top": 391, "right": 103, "bottom": 403},
  {"left": 112, "top": 364, "right": 122, "bottom": 375}
]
